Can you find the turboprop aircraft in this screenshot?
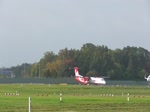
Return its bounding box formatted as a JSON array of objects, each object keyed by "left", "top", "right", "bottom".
[
  {"left": 74, "top": 67, "right": 106, "bottom": 85},
  {"left": 144, "top": 74, "right": 150, "bottom": 84}
]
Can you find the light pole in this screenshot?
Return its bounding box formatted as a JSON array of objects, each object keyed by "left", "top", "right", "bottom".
[
  {"left": 24, "top": 63, "right": 25, "bottom": 78},
  {"left": 39, "top": 64, "right": 40, "bottom": 78}
]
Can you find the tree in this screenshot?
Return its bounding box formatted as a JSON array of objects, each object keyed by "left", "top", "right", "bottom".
[
  {"left": 45, "top": 59, "right": 64, "bottom": 78},
  {"left": 9, "top": 43, "right": 150, "bottom": 80}
]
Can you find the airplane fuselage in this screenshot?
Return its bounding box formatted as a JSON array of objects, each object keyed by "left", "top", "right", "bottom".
[
  {"left": 89, "top": 77, "right": 106, "bottom": 85},
  {"left": 75, "top": 76, "right": 89, "bottom": 84}
]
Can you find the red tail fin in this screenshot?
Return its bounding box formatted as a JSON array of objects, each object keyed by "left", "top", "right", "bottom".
[{"left": 74, "top": 67, "right": 82, "bottom": 77}]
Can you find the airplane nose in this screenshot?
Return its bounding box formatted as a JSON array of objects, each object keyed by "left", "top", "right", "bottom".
[{"left": 103, "top": 81, "right": 106, "bottom": 85}]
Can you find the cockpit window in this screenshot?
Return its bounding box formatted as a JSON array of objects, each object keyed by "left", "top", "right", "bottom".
[{"left": 101, "top": 78, "right": 104, "bottom": 81}]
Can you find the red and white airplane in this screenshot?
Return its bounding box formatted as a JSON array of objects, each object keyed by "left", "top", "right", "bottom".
[{"left": 74, "top": 67, "right": 106, "bottom": 85}]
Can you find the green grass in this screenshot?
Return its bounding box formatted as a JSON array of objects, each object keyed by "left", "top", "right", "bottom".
[{"left": 0, "top": 84, "right": 149, "bottom": 112}]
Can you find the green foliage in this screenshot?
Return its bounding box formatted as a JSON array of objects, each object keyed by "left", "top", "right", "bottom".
[
  {"left": 86, "top": 70, "right": 98, "bottom": 77},
  {"left": 8, "top": 43, "right": 150, "bottom": 80}
]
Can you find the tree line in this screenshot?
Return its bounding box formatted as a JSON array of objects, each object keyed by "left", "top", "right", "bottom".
[{"left": 9, "top": 43, "right": 150, "bottom": 80}]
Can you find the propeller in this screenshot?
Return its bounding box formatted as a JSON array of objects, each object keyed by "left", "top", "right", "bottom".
[{"left": 101, "top": 76, "right": 110, "bottom": 79}]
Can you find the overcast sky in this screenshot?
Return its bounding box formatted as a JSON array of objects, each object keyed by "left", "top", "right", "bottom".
[{"left": 0, "top": 0, "right": 150, "bottom": 67}]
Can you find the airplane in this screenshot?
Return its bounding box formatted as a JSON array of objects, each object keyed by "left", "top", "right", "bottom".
[
  {"left": 74, "top": 67, "right": 106, "bottom": 85},
  {"left": 144, "top": 74, "right": 150, "bottom": 84}
]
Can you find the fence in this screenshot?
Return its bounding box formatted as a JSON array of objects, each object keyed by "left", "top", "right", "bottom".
[{"left": 0, "top": 78, "right": 148, "bottom": 86}]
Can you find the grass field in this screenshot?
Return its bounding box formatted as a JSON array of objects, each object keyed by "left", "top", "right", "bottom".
[{"left": 0, "top": 84, "right": 149, "bottom": 112}]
